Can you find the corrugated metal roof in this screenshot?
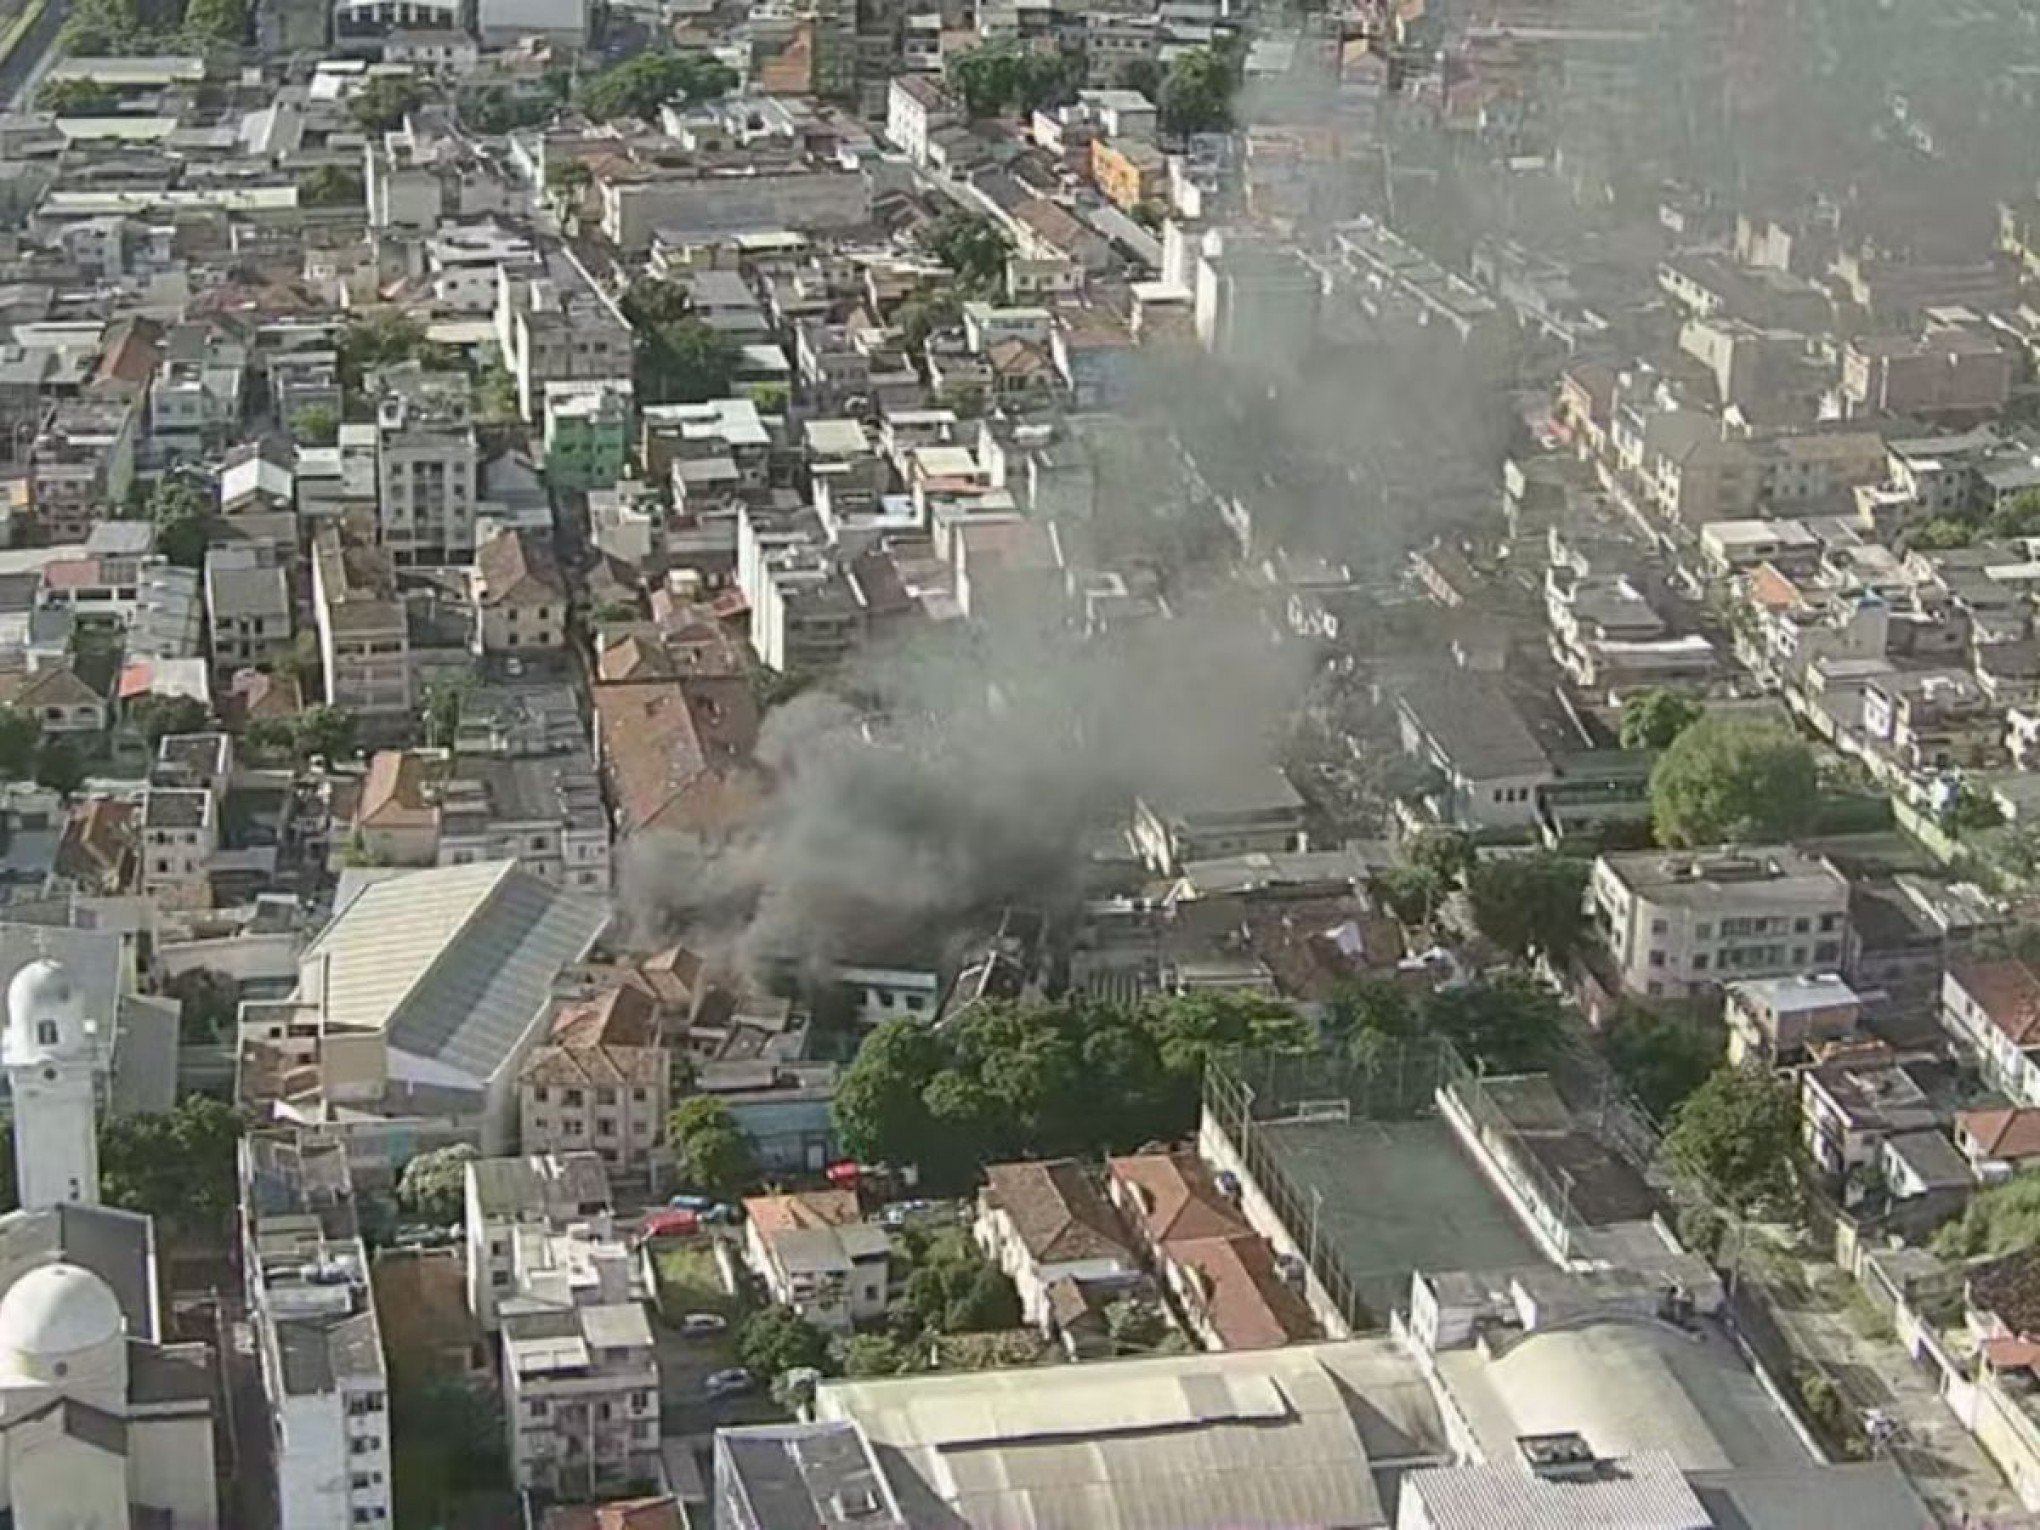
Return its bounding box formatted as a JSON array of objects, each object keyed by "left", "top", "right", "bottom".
[
  {"left": 302, "top": 861, "right": 608, "bottom": 1083},
  {"left": 816, "top": 1339, "right": 1445, "bottom": 1530},
  {"left": 1406, "top": 1453, "right": 1707, "bottom": 1530}
]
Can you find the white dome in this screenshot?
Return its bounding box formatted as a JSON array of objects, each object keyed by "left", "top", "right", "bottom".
[
  {"left": 0, "top": 1262, "right": 123, "bottom": 1360},
  {"left": 4, "top": 958, "right": 86, "bottom": 1063}
]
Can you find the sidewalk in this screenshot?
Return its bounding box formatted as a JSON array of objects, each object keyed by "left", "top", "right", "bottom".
[{"left": 1754, "top": 1249, "right": 2030, "bottom": 1529}]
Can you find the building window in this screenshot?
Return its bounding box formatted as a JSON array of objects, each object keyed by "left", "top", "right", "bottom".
[
  {"left": 532, "top": 1086, "right": 548, "bottom": 1103},
  {"left": 1693, "top": 954, "right": 1708, "bottom": 971},
  {"left": 35, "top": 1021, "right": 56, "bottom": 1047},
  {"left": 1649, "top": 950, "right": 1665, "bottom": 968},
  {"left": 1820, "top": 912, "right": 1841, "bottom": 933},
  {"left": 596, "top": 1087, "right": 617, "bottom": 1105},
  {"left": 631, "top": 1088, "right": 647, "bottom": 1103}
]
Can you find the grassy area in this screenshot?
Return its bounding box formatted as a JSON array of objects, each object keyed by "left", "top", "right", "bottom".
[{"left": 653, "top": 1239, "right": 743, "bottom": 1321}]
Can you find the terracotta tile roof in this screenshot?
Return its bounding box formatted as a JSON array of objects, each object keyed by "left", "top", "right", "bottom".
[
  {"left": 1951, "top": 957, "right": 2040, "bottom": 1047},
  {"left": 1107, "top": 1151, "right": 1251, "bottom": 1247},
  {"left": 640, "top": 944, "right": 707, "bottom": 1009},
  {"left": 598, "top": 633, "right": 679, "bottom": 683},
  {"left": 476, "top": 529, "right": 566, "bottom": 607},
  {"left": 593, "top": 679, "right": 763, "bottom": 838},
  {"left": 92, "top": 316, "right": 163, "bottom": 394},
  {"left": 54, "top": 798, "right": 135, "bottom": 892},
  {"left": 1747, "top": 562, "right": 1804, "bottom": 611},
  {"left": 1958, "top": 1106, "right": 2040, "bottom": 1162},
  {"left": 0, "top": 665, "right": 101, "bottom": 710},
  {"left": 225, "top": 667, "right": 303, "bottom": 725},
  {"left": 551, "top": 984, "right": 662, "bottom": 1048},
  {"left": 1971, "top": 1248, "right": 2040, "bottom": 1340},
  {"left": 1167, "top": 1232, "right": 1317, "bottom": 1350},
  {"left": 522, "top": 1040, "right": 667, "bottom": 1089},
  {"left": 981, "top": 1159, "right": 1134, "bottom": 1265},
  {"left": 744, "top": 1189, "right": 861, "bottom": 1234},
  {"left": 541, "top": 1498, "right": 686, "bottom": 1530},
  {"left": 357, "top": 750, "right": 437, "bottom": 831}
]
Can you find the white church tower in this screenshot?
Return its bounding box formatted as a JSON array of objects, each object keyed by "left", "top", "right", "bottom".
[{"left": 1, "top": 958, "right": 100, "bottom": 1209}]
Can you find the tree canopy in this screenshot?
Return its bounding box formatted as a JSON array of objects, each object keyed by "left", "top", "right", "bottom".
[
  {"left": 736, "top": 1305, "right": 832, "bottom": 1379},
  {"left": 1649, "top": 716, "right": 1820, "bottom": 847},
  {"left": 1620, "top": 689, "right": 1704, "bottom": 752},
  {"left": 129, "top": 693, "right": 210, "bottom": 748},
  {"left": 947, "top": 44, "right": 1081, "bottom": 119},
  {"left": 1157, "top": 46, "right": 1238, "bottom": 138},
  {"left": 1934, "top": 1174, "right": 2040, "bottom": 1261},
  {"left": 833, "top": 993, "right": 1308, "bottom": 1183},
  {"left": 620, "top": 279, "right": 742, "bottom": 405},
  {"left": 396, "top": 1143, "right": 479, "bottom": 1224},
  {"left": 99, "top": 1095, "right": 241, "bottom": 1239},
  {"left": 148, "top": 476, "right": 212, "bottom": 569},
  {"left": 352, "top": 74, "right": 426, "bottom": 133},
  {"left": 667, "top": 1095, "right": 756, "bottom": 1198},
  {"left": 579, "top": 51, "right": 738, "bottom": 123},
  {"left": 1662, "top": 1065, "right": 1801, "bottom": 1217},
  {"left": 1604, "top": 1007, "right": 1718, "bottom": 1121},
  {"left": 291, "top": 404, "right": 340, "bottom": 446},
  {"left": 1466, "top": 853, "right": 1591, "bottom": 963},
  {"left": 921, "top": 210, "right": 1012, "bottom": 297}
]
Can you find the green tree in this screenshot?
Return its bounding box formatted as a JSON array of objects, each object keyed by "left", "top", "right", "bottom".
[
  {"left": 1934, "top": 1175, "right": 2040, "bottom": 1260},
  {"left": 149, "top": 475, "right": 212, "bottom": 569},
  {"left": 180, "top": 0, "right": 244, "bottom": 46},
  {"left": 164, "top": 967, "right": 240, "bottom": 1044},
  {"left": 592, "top": 599, "right": 641, "bottom": 623},
  {"left": 1405, "top": 826, "right": 1476, "bottom": 887},
  {"left": 0, "top": 707, "right": 40, "bottom": 779},
  {"left": 840, "top": 1332, "right": 916, "bottom": 1376},
  {"left": 421, "top": 679, "right": 466, "bottom": 749},
  {"left": 337, "top": 311, "right": 458, "bottom": 390},
  {"left": 1604, "top": 1007, "right": 1718, "bottom": 1121},
  {"left": 391, "top": 1376, "right": 507, "bottom": 1529},
  {"left": 35, "top": 78, "right": 119, "bottom": 113},
  {"left": 1909, "top": 516, "right": 1974, "bottom": 551},
  {"left": 1466, "top": 853, "right": 1591, "bottom": 962},
  {"left": 1621, "top": 689, "right": 1704, "bottom": 751},
  {"left": 291, "top": 404, "right": 340, "bottom": 446},
  {"left": 294, "top": 705, "right": 358, "bottom": 763},
  {"left": 736, "top": 1305, "right": 831, "bottom": 1378},
  {"left": 946, "top": 1264, "right": 1022, "bottom": 1331},
  {"left": 1663, "top": 1065, "right": 1801, "bottom": 1216},
  {"left": 578, "top": 51, "right": 737, "bottom": 123},
  {"left": 34, "top": 740, "right": 85, "bottom": 797},
  {"left": 1649, "top": 716, "right": 1820, "bottom": 847},
  {"left": 832, "top": 1018, "right": 947, "bottom": 1166},
  {"left": 1324, "top": 976, "right": 1419, "bottom": 1068},
  {"left": 1158, "top": 46, "right": 1237, "bottom": 137},
  {"left": 301, "top": 164, "right": 364, "bottom": 207},
  {"left": 947, "top": 44, "right": 1079, "bottom": 119},
  {"left": 98, "top": 1095, "right": 242, "bottom": 1238},
  {"left": 667, "top": 1095, "right": 756, "bottom": 1197},
  {"left": 894, "top": 288, "right": 963, "bottom": 353},
  {"left": 1103, "top": 1297, "right": 1169, "bottom": 1351},
  {"left": 1115, "top": 58, "right": 1164, "bottom": 98},
  {"left": 395, "top": 1143, "right": 478, "bottom": 1224},
  {"left": 923, "top": 210, "right": 1012, "bottom": 295},
  {"left": 1423, "top": 971, "right": 1563, "bottom": 1074},
  {"left": 352, "top": 74, "right": 425, "bottom": 132},
  {"left": 1989, "top": 489, "right": 2040, "bottom": 540},
  {"left": 1370, "top": 865, "right": 1444, "bottom": 927},
  {"left": 620, "top": 281, "right": 742, "bottom": 404},
  {"left": 128, "top": 692, "right": 209, "bottom": 748}
]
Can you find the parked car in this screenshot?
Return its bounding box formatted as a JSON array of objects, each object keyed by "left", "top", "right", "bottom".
[
  {"left": 678, "top": 1312, "right": 728, "bottom": 1338},
  {"left": 640, "top": 1209, "right": 699, "bottom": 1240},
  {"left": 703, "top": 1367, "right": 754, "bottom": 1399},
  {"left": 702, "top": 1203, "right": 741, "bottom": 1225},
  {"left": 668, "top": 1193, "right": 716, "bottom": 1212}
]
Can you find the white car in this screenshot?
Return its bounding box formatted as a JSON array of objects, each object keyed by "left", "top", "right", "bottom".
[{"left": 678, "top": 1312, "right": 728, "bottom": 1338}]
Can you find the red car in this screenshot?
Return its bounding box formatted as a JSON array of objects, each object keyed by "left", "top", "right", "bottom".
[{"left": 640, "top": 1208, "right": 699, "bottom": 1240}]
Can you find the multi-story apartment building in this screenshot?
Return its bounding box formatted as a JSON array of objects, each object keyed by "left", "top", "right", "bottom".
[
  {"left": 543, "top": 380, "right": 633, "bottom": 491},
  {"left": 240, "top": 1130, "right": 393, "bottom": 1530},
  {"left": 518, "top": 985, "right": 670, "bottom": 1177},
  {"left": 496, "top": 254, "right": 633, "bottom": 422},
  {"left": 31, "top": 397, "right": 137, "bottom": 542},
  {"left": 352, "top": 745, "right": 611, "bottom": 894},
  {"left": 311, "top": 528, "right": 413, "bottom": 719},
  {"left": 461, "top": 1150, "right": 660, "bottom": 1491},
  {"left": 1589, "top": 847, "right": 1852, "bottom": 1002},
  {"left": 375, "top": 372, "right": 478, "bottom": 564},
  {"left": 473, "top": 527, "right": 568, "bottom": 654},
  {"left": 205, "top": 543, "right": 294, "bottom": 677}
]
